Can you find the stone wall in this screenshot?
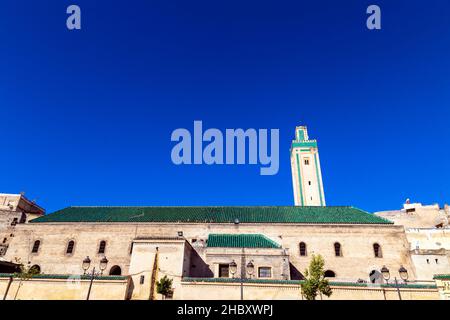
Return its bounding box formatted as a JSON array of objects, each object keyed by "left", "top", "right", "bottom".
[
  {"left": 4, "top": 222, "right": 415, "bottom": 283},
  {"left": 179, "top": 281, "right": 440, "bottom": 300},
  {"left": 0, "top": 275, "right": 130, "bottom": 300},
  {"left": 0, "top": 274, "right": 440, "bottom": 300}
]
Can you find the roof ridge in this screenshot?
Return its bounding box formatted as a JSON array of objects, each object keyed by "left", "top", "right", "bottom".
[
  {"left": 67, "top": 205, "right": 354, "bottom": 208},
  {"left": 31, "top": 206, "right": 393, "bottom": 225}
]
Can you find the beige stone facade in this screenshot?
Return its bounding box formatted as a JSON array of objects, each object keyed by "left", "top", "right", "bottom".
[
  {"left": 0, "top": 275, "right": 129, "bottom": 300},
  {"left": 0, "top": 217, "right": 421, "bottom": 300},
  {"left": 179, "top": 280, "right": 439, "bottom": 300}
]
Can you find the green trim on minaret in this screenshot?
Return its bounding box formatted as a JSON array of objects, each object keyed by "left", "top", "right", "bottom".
[
  {"left": 291, "top": 141, "right": 317, "bottom": 149},
  {"left": 295, "top": 153, "right": 304, "bottom": 206},
  {"left": 290, "top": 125, "right": 326, "bottom": 206},
  {"left": 297, "top": 127, "right": 306, "bottom": 141},
  {"left": 314, "top": 153, "right": 324, "bottom": 206}
]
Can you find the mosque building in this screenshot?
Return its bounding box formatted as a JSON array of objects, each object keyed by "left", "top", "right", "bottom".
[{"left": 0, "top": 126, "right": 448, "bottom": 300}]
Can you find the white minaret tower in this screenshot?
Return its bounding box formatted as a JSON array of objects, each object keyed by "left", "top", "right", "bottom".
[{"left": 290, "top": 125, "right": 326, "bottom": 206}]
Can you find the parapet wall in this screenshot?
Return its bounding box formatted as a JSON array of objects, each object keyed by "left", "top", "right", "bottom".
[
  {"left": 0, "top": 274, "right": 130, "bottom": 300},
  {"left": 179, "top": 278, "right": 440, "bottom": 300}
]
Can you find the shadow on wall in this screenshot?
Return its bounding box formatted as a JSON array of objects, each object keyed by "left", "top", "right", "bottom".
[
  {"left": 289, "top": 263, "right": 305, "bottom": 280},
  {"left": 125, "top": 277, "right": 135, "bottom": 300},
  {"left": 189, "top": 248, "right": 214, "bottom": 278}
]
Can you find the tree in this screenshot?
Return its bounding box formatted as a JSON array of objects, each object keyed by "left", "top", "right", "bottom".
[
  {"left": 12, "top": 259, "right": 41, "bottom": 300},
  {"left": 156, "top": 275, "right": 173, "bottom": 299},
  {"left": 300, "top": 254, "right": 332, "bottom": 300}
]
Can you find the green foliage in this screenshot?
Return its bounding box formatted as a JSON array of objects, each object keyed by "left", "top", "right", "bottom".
[
  {"left": 300, "top": 254, "right": 332, "bottom": 300},
  {"left": 13, "top": 258, "right": 40, "bottom": 280},
  {"left": 156, "top": 275, "right": 173, "bottom": 298}
]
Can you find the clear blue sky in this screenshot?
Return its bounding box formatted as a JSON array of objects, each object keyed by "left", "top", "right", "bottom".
[{"left": 0, "top": 1, "right": 449, "bottom": 213}]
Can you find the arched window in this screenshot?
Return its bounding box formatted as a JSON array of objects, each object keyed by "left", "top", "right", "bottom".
[
  {"left": 299, "top": 242, "right": 307, "bottom": 256},
  {"left": 30, "top": 265, "right": 41, "bottom": 274},
  {"left": 98, "top": 240, "right": 106, "bottom": 254},
  {"left": 66, "top": 240, "right": 75, "bottom": 254},
  {"left": 109, "top": 265, "right": 122, "bottom": 276},
  {"left": 324, "top": 270, "right": 336, "bottom": 278},
  {"left": 373, "top": 243, "right": 382, "bottom": 258},
  {"left": 31, "top": 240, "right": 41, "bottom": 253},
  {"left": 334, "top": 242, "right": 342, "bottom": 257}
]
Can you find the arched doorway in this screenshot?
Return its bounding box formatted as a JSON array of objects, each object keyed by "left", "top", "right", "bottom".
[
  {"left": 30, "top": 265, "right": 41, "bottom": 274},
  {"left": 109, "top": 265, "right": 122, "bottom": 276},
  {"left": 324, "top": 270, "right": 336, "bottom": 278}
]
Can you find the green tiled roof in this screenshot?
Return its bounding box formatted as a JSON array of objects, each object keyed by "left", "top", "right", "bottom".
[
  {"left": 433, "top": 274, "right": 450, "bottom": 280},
  {"left": 30, "top": 206, "right": 392, "bottom": 225},
  {"left": 207, "top": 234, "right": 281, "bottom": 248}
]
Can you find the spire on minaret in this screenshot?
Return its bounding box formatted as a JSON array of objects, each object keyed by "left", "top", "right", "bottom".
[{"left": 290, "top": 125, "right": 326, "bottom": 206}]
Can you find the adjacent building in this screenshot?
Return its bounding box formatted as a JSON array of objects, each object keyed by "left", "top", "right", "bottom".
[
  {"left": 0, "top": 193, "right": 44, "bottom": 258},
  {"left": 376, "top": 202, "right": 450, "bottom": 282}
]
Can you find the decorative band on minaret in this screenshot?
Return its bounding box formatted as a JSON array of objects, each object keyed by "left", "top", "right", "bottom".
[{"left": 290, "top": 126, "right": 326, "bottom": 206}]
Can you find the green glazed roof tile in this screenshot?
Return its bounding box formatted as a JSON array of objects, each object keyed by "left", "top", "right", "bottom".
[
  {"left": 181, "top": 278, "right": 437, "bottom": 289},
  {"left": 207, "top": 234, "right": 281, "bottom": 248},
  {"left": 433, "top": 274, "right": 450, "bottom": 280},
  {"left": 30, "top": 206, "right": 392, "bottom": 225}
]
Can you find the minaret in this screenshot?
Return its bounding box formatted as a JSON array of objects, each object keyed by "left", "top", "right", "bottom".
[{"left": 290, "top": 126, "right": 326, "bottom": 206}]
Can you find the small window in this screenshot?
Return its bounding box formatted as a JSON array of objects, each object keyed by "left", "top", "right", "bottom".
[
  {"left": 435, "top": 259, "right": 439, "bottom": 264},
  {"left": 192, "top": 239, "right": 197, "bottom": 243},
  {"left": 66, "top": 240, "right": 75, "bottom": 254},
  {"left": 334, "top": 242, "right": 342, "bottom": 257},
  {"left": 373, "top": 243, "right": 382, "bottom": 258},
  {"left": 31, "top": 240, "right": 40, "bottom": 253},
  {"left": 426, "top": 259, "right": 430, "bottom": 264},
  {"left": 304, "top": 158, "right": 310, "bottom": 165},
  {"left": 219, "top": 264, "right": 230, "bottom": 278},
  {"left": 140, "top": 275, "right": 145, "bottom": 284},
  {"left": 308, "top": 181, "right": 311, "bottom": 185},
  {"left": 178, "top": 231, "right": 183, "bottom": 237},
  {"left": 2, "top": 238, "right": 6, "bottom": 244},
  {"left": 98, "top": 240, "right": 106, "bottom": 254},
  {"left": 258, "top": 267, "right": 272, "bottom": 278},
  {"left": 299, "top": 242, "right": 307, "bottom": 256},
  {"left": 11, "top": 218, "right": 18, "bottom": 226}
]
